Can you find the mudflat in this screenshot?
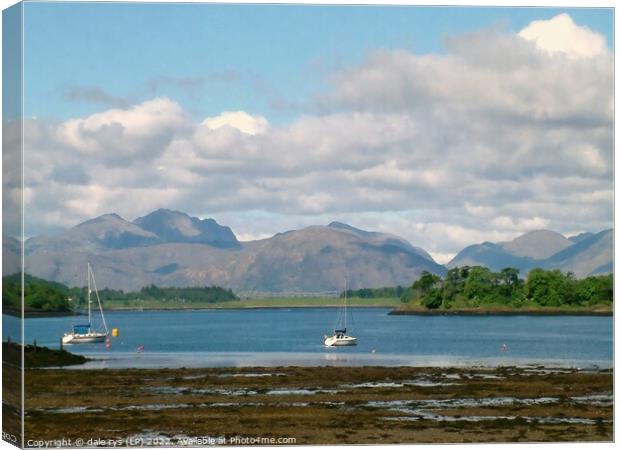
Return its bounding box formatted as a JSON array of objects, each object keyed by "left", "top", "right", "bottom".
[{"left": 20, "top": 365, "right": 612, "bottom": 445}]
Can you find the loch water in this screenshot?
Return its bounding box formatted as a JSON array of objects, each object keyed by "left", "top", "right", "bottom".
[{"left": 4, "top": 308, "right": 613, "bottom": 369}]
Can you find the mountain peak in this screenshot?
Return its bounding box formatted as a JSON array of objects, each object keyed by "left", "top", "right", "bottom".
[
  {"left": 134, "top": 209, "right": 238, "bottom": 248},
  {"left": 79, "top": 212, "right": 125, "bottom": 225},
  {"left": 100, "top": 212, "right": 123, "bottom": 220},
  {"left": 150, "top": 208, "right": 189, "bottom": 217},
  {"left": 517, "top": 229, "right": 566, "bottom": 239},
  {"left": 500, "top": 229, "right": 572, "bottom": 259},
  {"left": 327, "top": 221, "right": 366, "bottom": 233},
  {"left": 327, "top": 221, "right": 381, "bottom": 239},
  {"left": 65, "top": 212, "right": 162, "bottom": 250}
]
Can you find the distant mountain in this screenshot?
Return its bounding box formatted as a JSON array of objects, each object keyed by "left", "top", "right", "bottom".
[
  {"left": 499, "top": 230, "right": 573, "bottom": 260},
  {"left": 2, "top": 236, "right": 21, "bottom": 276},
  {"left": 164, "top": 224, "right": 446, "bottom": 293},
  {"left": 327, "top": 221, "right": 435, "bottom": 262},
  {"left": 20, "top": 211, "right": 612, "bottom": 292},
  {"left": 448, "top": 228, "right": 613, "bottom": 277},
  {"left": 544, "top": 229, "right": 613, "bottom": 278},
  {"left": 22, "top": 212, "right": 445, "bottom": 292},
  {"left": 26, "top": 213, "right": 162, "bottom": 255},
  {"left": 447, "top": 241, "right": 534, "bottom": 272},
  {"left": 134, "top": 209, "right": 238, "bottom": 248},
  {"left": 568, "top": 232, "right": 595, "bottom": 244}
]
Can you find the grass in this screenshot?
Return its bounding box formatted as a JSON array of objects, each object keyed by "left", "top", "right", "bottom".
[
  {"left": 395, "top": 298, "right": 613, "bottom": 315},
  {"left": 102, "top": 296, "right": 403, "bottom": 311},
  {"left": 224, "top": 296, "right": 403, "bottom": 308}
]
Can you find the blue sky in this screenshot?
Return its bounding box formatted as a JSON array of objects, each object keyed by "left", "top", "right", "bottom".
[
  {"left": 23, "top": 3, "right": 613, "bottom": 124},
  {"left": 9, "top": 3, "right": 615, "bottom": 261}
]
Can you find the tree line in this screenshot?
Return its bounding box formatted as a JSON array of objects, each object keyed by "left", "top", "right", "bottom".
[
  {"left": 340, "top": 286, "right": 406, "bottom": 299},
  {"left": 3, "top": 274, "right": 73, "bottom": 312},
  {"left": 403, "top": 266, "right": 613, "bottom": 310},
  {"left": 94, "top": 284, "right": 238, "bottom": 304},
  {"left": 2, "top": 274, "right": 239, "bottom": 312}
]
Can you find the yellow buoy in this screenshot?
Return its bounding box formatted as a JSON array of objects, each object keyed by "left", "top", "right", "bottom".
[{"left": 112, "top": 328, "right": 119, "bottom": 337}]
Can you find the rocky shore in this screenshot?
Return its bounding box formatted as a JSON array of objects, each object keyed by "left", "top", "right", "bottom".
[{"left": 20, "top": 365, "right": 612, "bottom": 445}]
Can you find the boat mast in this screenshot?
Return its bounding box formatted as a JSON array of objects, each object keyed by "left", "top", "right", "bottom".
[
  {"left": 344, "top": 278, "right": 347, "bottom": 330},
  {"left": 87, "top": 262, "right": 92, "bottom": 328},
  {"left": 89, "top": 263, "right": 109, "bottom": 335}
]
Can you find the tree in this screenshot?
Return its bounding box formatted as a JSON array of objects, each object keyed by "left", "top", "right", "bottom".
[
  {"left": 422, "top": 287, "right": 443, "bottom": 309},
  {"left": 441, "top": 267, "right": 469, "bottom": 306},
  {"left": 499, "top": 267, "right": 521, "bottom": 297},
  {"left": 463, "top": 266, "right": 495, "bottom": 301},
  {"left": 412, "top": 271, "right": 441, "bottom": 295},
  {"left": 407, "top": 265, "right": 612, "bottom": 311},
  {"left": 525, "top": 268, "right": 567, "bottom": 306}
]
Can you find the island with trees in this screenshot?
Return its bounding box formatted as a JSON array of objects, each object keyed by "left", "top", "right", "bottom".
[{"left": 392, "top": 266, "right": 612, "bottom": 315}]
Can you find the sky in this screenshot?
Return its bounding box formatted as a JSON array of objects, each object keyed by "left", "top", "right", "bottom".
[{"left": 5, "top": 2, "right": 614, "bottom": 263}]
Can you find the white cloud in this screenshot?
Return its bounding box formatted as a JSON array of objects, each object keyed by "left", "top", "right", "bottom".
[
  {"left": 491, "top": 216, "right": 550, "bottom": 231},
  {"left": 20, "top": 14, "right": 613, "bottom": 258},
  {"left": 56, "top": 97, "right": 188, "bottom": 164},
  {"left": 203, "top": 111, "right": 268, "bottom": 135},
  {"left": 235, "top": 232, "right": 273, "bottom": 242},
  {"left": 428, "top": 252, "right": 456, "bottom": 265},
  {"left": 325, "top": 43, "right": 611, "bottom": 128},
  {"left": 518, "top": 13, "right": 608, "bottom": 59}
]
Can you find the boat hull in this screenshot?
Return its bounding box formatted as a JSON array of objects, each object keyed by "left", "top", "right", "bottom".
[
  {"left": 62, "top": 333, "right": 107, "bottom": 344},
  {"left": 324, "top": 335, "right": 357, "bottom": 347}
]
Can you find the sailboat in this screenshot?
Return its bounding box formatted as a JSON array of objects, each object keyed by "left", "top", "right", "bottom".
[
  {"left": 62, "top": 262, "right": 109, "bottom": 344},
  {"left": 324, "top": 279, "right": 357, "bottom": 347}
]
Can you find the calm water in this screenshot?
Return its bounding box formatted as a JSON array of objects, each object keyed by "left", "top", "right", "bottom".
[{"left": 3, "top": 308, "right": 613, "bottom": 369}]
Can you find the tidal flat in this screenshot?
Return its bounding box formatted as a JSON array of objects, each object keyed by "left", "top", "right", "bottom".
[{"left": 20, "top": 365, "right": 612, "bottom": 445}]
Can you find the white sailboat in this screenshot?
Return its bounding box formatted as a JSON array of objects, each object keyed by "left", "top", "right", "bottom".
[
  {"left": 324, "top": 279, "right": 357, "bottom": 347},
  {"left": 62, "top": 263, "right": 109, "bottom": 344}
]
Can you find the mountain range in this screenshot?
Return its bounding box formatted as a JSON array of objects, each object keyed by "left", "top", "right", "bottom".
[
  {"left": 447, "top": 229, "right": 613, "bottom": 278},
  {"left": 2, "top": 209, "right": 612, "bottom": 292}
]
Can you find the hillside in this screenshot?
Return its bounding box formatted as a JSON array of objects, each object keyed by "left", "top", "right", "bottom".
[
  {"left": 163, "top": 224, "right": 446, "bottom": 293},
  {"left": 2, "top": 236, "right": 20, "bottom": 275},
  {"left": 22, "top": 210, "right": 446, "bottom": 292},
  {"left": 134, "top": 209, "right": 238, "bottom": 247},
  {"left": 2, "top": 273, "right": 239, "bottom": 314},
  {"left": 25, "top": 213, "right": 162, "bottom": 254},
  {"left": 544, "top": 229, "right": 613, "bottom": 277},
  {"left": 499, "top": 230, "right": 573, "bottom": 259},
  {"left": 20, "top": 210, "right": 612, "bottom": 292},
  {"left": 2, "top": 273, "right": 72, "bottom": 313},
  {"left": 448, "top": 229, "right": 612, "bottom": 277}
]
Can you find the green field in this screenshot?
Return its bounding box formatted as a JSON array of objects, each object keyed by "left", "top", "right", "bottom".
[
  {"left": 103, "top": 296, "right": 402, "bottom": 310},
  {"left": 394, "top": 300, "right": 613, "bottom": 315}
]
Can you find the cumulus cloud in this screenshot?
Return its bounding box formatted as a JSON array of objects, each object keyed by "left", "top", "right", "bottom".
[
  {"left": 518, "top": 13, "right": 608, "bottom": 59},
  {"left": 19, "top": 14, "right": 613, "bottom": 259},
  {"left": 202, "top": 111, "right": 269, "bottom": 135},
  {"left": 323, "top": 33, "right": 611, "bottom": 128},
  {"left": 55, "top": 97, "right": 189, "bottom": 165}
]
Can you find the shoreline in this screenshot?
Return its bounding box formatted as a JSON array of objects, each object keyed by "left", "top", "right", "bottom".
[
  {"left": 3, "top": 308, "right": 84, "bottom": 318},
  {"left": 103, "top": 304, "right": 393, "bottom": 312},
  {"left": 19, "top": 364, "right": 613, "bottom": 444},
  {"left": 389, "top": 308, "right": 613, "bottom": 316},
  {"left": 7, "top": 305, "right": 612, "bottom": 316},
  {"left": 3, "top": 342, "right": 90, "bottom": 368},
  {"left": 53, "top": 350, "right": 613, "bottom": 371}
]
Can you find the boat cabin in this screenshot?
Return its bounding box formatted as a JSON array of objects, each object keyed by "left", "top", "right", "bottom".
[{"left": 73, "top": 324, "right": 91, "bottom": 334}]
